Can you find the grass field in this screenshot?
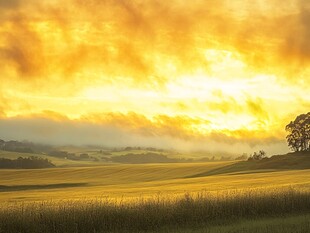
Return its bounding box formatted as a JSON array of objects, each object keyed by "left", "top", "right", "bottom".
[
  {"left": 2, "top": 160, "right": 310, "bottom": 202},
  {"left": 1, "top": 151, "right": 310, "bottom": 232}
]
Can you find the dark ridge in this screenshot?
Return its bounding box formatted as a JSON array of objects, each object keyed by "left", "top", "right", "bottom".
[{"left": 188, "top": 151, "right": 310, "bottom": 178}]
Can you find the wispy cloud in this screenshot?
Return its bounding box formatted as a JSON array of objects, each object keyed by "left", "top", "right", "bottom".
[
  {"left": 0, "top": 0, "right": 309, "bottom": 153},
  {"left": 1, "top": 0, "right": 309, "bottom": 88}
]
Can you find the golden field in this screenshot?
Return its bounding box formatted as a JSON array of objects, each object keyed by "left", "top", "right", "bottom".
[
  {"left": 1, "top": 151, "right": 310, "bottom": 232},
  {"left": 1, "top": 160, "right": 310, "bottom": 203}
]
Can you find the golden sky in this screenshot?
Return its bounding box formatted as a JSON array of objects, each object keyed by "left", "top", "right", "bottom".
[{"left": 0, "top": 0, "right": 309, "bottom": 154}]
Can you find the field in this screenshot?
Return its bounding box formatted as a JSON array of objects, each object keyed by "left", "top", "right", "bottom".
[
  {"left": 2, "top": 161, "right": 310, "bottom": 202},
  {"left": 1, "top": 151, "right": 310, "bottom": 232}
]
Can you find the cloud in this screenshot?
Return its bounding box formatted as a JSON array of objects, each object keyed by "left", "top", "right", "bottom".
[
  {"left": 1, "top": 0, "right": 309, "bottom": 92},
  {"left": 0, "top": 113, "right": 288, "bottom": 154},
  {"left": 280, "top": 0, "right": 310, "bottom": 64},
  {"left": 71, "top": 111, "right": 284, "bottom": 147},
  {"left": 0, "top": 0, "right": 308, "bottom": 156},
  {"left": 81, "top": 112, "right": 209, "bottom": 140},
  {"left": 1, "top": 17, "right": 45, "bottom": 78},
  {"left": 246, "top": 98, "right": 269, "bottom": 121},
  {"left": 0, "top": 0, "right": 20, "bottom": 9}
]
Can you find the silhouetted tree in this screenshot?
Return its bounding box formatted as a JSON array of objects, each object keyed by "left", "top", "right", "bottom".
[
  {"left": 248, "top": 150, "right": 266, "bottom": 161},
  {"left": 285, "top": 112, "right": 310, "bottom": 152}
]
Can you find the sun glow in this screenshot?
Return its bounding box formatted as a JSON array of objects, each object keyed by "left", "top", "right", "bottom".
[{"left": 0, "top": 0, "right": 309, "bottom": 153}]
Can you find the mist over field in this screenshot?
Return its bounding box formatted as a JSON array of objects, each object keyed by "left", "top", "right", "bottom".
[{"left": 0, "top": 116, "right": 288, "bottom": 155}]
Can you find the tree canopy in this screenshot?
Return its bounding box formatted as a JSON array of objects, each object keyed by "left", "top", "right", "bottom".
[
  {"left": 285, "top": 112, "right": 310, "bottom": 152},
  {"left": 0, "top": 156, "right": 55, "bottom": 169}
]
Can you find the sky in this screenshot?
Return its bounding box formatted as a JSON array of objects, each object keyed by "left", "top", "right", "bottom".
[{"left": 0, "top": 0, "right": 309, "bottom": 155}]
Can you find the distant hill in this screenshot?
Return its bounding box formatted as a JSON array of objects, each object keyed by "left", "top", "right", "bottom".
[{"left": 190, "top": 151, "right": 310, "bottom": 177}]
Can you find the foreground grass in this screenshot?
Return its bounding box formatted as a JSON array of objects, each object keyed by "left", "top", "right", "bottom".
[
  {"left": 159, "top": 214, "right": 310, "bottom": 233},
  {"left": 1, "top": 188, "right": 310, "bottom": 233}
]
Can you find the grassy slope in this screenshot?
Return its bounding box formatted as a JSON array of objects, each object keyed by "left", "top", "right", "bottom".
[{"left": 191, "top": 151, "right": 310, "bottom": 177}]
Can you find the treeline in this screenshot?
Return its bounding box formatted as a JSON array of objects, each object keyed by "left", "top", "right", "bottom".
[
  {"left": 0, "top": 157, "right": 55, "bottom": 169},
  {"left": 47, "top": 151, "right": 98, "bottom": 161},
  {"left": 0, "top": 139, "right": 51, "bottom": 154},
  {"left": 110, "top": 153, "right": 178, "bottom": 164},
  {"left": 112, "top": 146, "right": 166, "bottom": 153}
]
